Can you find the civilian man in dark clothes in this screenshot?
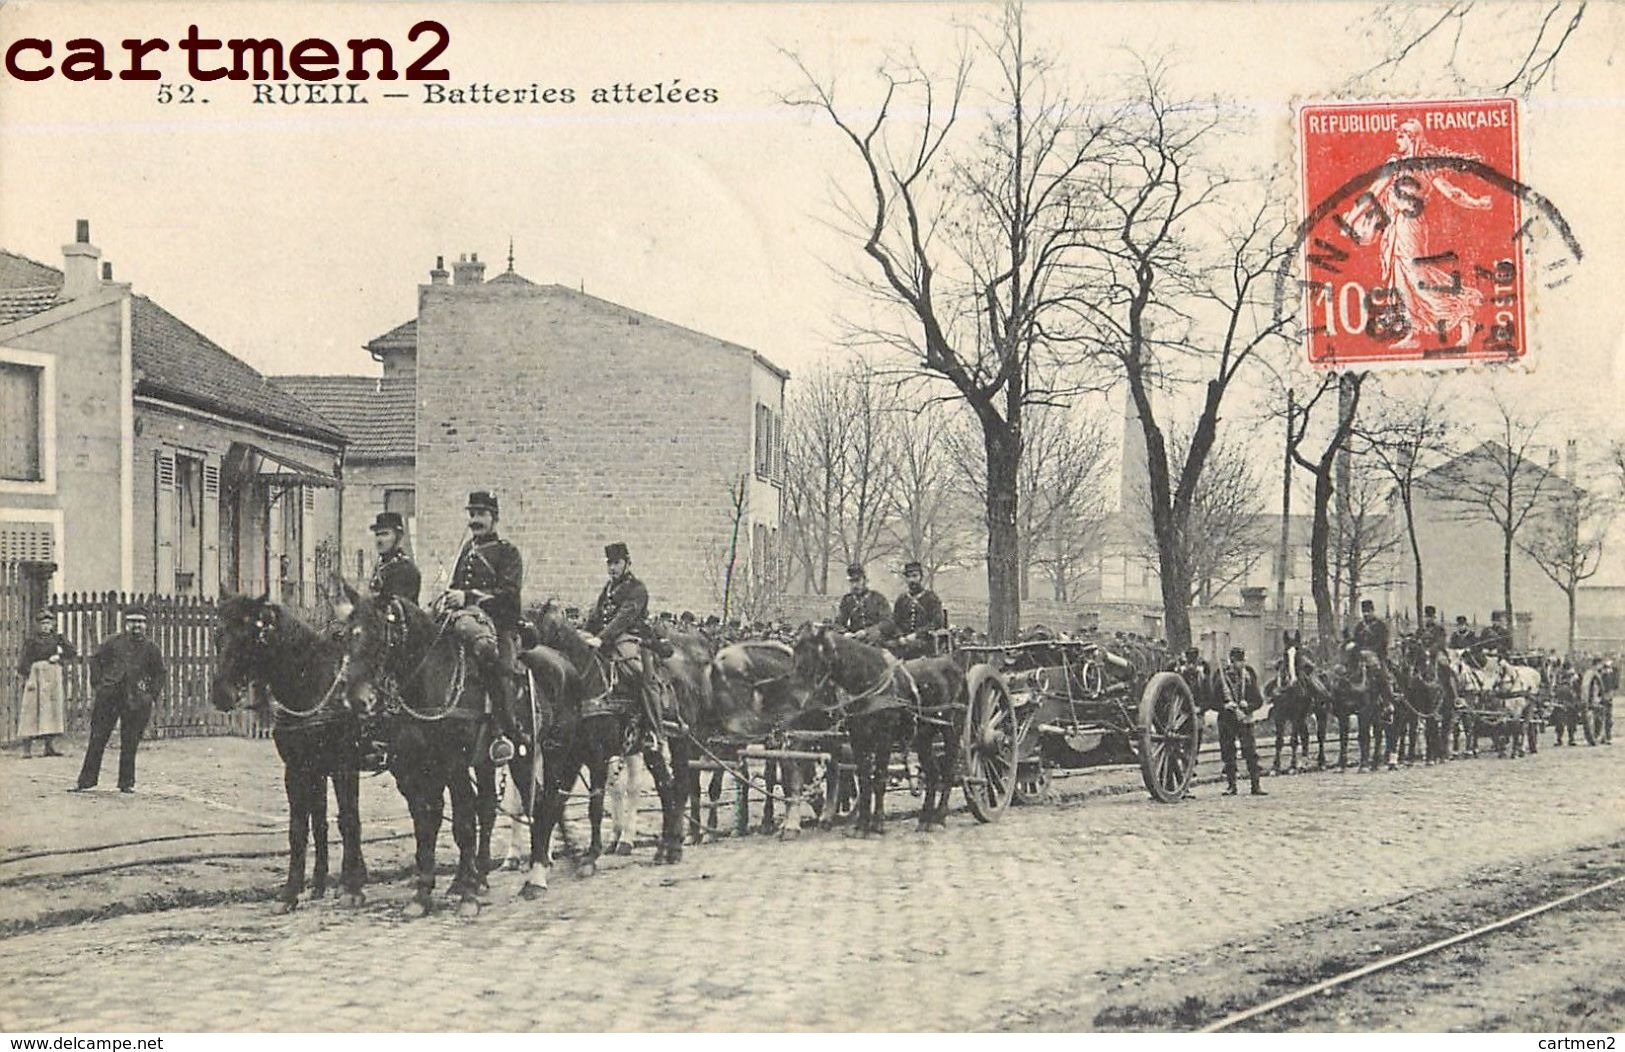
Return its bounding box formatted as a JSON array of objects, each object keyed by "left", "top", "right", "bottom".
[{"left": 73, "top": 608, "right": 165, "bottom": 793}]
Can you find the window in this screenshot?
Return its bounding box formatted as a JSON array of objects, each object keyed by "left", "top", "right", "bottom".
[
  {"left": 0, "top": 361, "right": 43, "bottom": 482},
  {"left": 754, "top": 403, "right": 781, "bottom": 481},
  {"left": 173, "top": 452, "right": 205, "bottom": 593}
]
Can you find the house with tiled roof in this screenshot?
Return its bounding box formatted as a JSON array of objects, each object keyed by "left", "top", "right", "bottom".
[
  {"left": 277, "top": 247, "right": 789, "bottom": 615},
  {"left": 0, "top": 221, "right": 346, "bottom": 603}
]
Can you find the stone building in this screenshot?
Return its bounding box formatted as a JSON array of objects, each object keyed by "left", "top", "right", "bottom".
[
  {"left": 306, "top": 251, "right": 788, "bottom": 614},
  {"left": 0, "top": 222, "right": 345, "bottom": 605}
]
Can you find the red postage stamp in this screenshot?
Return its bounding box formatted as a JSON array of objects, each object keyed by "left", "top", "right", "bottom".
[{"left": 1297, "top": 97, "right": 1524, "bottom": 368}]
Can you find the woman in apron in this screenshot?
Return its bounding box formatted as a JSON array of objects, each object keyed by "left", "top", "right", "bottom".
[{"left": 17, "top": 609, "right": 74, "bottom": 758}]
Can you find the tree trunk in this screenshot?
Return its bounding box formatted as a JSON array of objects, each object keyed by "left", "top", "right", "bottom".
[
  {"left": 985, "top": 429, "right": 1021, "bottom": 643},
  {"left": 1503, "top": 528, "right": 1515, "bottom": 625},
  {"left": 1309, "top": 466, "right": 1337, "bottom": 659},
  {"left": 1405, "top": 494, "right": 1425, "bottom": 625},
  {"left": 1567, "top": 587, "right": 1577, "bottom": 659}
]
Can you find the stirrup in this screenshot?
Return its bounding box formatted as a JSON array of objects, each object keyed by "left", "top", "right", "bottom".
[{"left": 488, "top": 735, "right": 516, "bottom": 765}]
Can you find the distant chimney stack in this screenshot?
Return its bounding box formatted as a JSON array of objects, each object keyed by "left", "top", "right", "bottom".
[
  {"left": 61, "top": 219, "right": 101, "bottom": 299},
  {"left": 452, "top": 252, "right": 486, "bottom": 286},
  {"left": 429, "top": 255, "right": 449, "bottom": 286}
]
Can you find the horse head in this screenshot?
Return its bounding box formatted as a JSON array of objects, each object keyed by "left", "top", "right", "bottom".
[
  {"left": 790, "top": 621, "right": 839, "bottom": 685},
  {"left": 336, "top": 580, "right": 419, "bottom": 715},
  {"left": 211, "top": 593, "right": 279, "bottom": 711},
  {"left": 1278, "top": 633, "right": 1300, "bottom": 688}
]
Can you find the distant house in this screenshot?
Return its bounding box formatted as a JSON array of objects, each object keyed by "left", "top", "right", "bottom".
[{"left": 0, "top": 221, "right": 346, "bottom": 606}]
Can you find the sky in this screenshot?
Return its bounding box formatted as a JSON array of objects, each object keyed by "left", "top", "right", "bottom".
[{"left": 3, "top": 1, "right": 1623, "bottom": 436}]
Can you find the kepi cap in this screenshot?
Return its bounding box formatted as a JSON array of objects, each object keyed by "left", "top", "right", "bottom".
[
  {"left": 371, "top": 511, "right": 405, "bottom": 534},
  {"left": 466, "top": 491, "right": 499, "bottom": 515},
  {"left": 605, "top": 541, "right": 630, "bottom": 563},
  {"left": 846, "top": 563, "right": 866, "bottom": 580}
]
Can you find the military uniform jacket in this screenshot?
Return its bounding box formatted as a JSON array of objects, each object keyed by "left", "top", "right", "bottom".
[
  {"left": 1211, "top": 663, "right": 1265, "bottom": 713},
  {"left": 837, "top": 589, "right": 892, "bottom": 635},
  {"left": 450, "top": 533, "right": 523, "bottom": 630},
  {"left": 585, "top": 572, "right": 649, "bottom": 644},
  {"left": 1418, "top": 621, "right": 1447, "bottom": 652},
  {"left": 1353, "top": 617, "right": 1390, "bottom": 658},
  {"left": 1448, "top": 626, "right": 1478, "bottom": 649},
  {"left": 370, "top": 549, "right": 421, "bottom": 606},
  {"left": 892, "top": 588, "right": 945, "bottom": 636},
  {"left": 90, "top": 633, "right": 165, "bottom": 699}
]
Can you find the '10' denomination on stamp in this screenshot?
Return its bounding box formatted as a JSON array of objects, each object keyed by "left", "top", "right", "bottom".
[{"left": 1298, "top": 97, "right": 1525, "bottom": 368}]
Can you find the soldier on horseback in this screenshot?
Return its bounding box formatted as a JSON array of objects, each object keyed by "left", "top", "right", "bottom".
[
  {"left": 1213, "top": 645, "right": 1266, "bottom": 797},
  {"left": 1484, "top": 610, "right": 1514, "bottom": 656},
  {"left": 836, "top": 563, "right": 893, "bottom": 643},
  {"left": 580, "top": 541, "right": 652, "bottom": 701},
  {"left": 1352, "top": 598, "right": 1396, "bottom": 708},
  {"left": 439, "top": 490, "right": 528, "bottom": 764},
  {"left": 1449, "top": 614, "right": 1477, "bottom": 650},
  {"left": 368, "top": 512, "right": 420, "bottom": 605},
  {"left": 1417, "top": 605, "right": 1447, "bottom": 681},
  {"left": 890, "top": 561, "right": 945, "bottom": 659}
]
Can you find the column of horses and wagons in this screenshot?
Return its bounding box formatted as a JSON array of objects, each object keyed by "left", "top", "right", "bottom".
[{"left": 196, "top": 484, "right": 1616, "bottom": 918}]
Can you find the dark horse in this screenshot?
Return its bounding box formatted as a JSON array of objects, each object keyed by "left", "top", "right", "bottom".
[
  {"left": 1392, "top": 634, "right": 1449, "bottom": 765},
  {"left": 1329, "top": 639, "right": 1396, "bottom": 770},
  {"left": 791, "top": 625, "right": 968, "bottom": 834},
  {"left": 209, "top": 595, "right": 367, "bottom": 912},
  {"left": 1264, "top": 630, "right": 1331, "bottom": 773},
  {"left": 709, "top": 637, "right": 841, "bottom": 837},
  {"left": 337, "top": 586, "right": 539, "bottom": 917},
  {"left": 520, "top": 601, "right": 696, "bottom": 895}
]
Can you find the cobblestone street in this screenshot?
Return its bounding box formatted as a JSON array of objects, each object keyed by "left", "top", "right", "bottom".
[{"left": 1, "top": 741, "right": 1621, "bottom": 1031}]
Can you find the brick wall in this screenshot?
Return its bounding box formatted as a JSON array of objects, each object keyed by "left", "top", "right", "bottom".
[{"left": 415, "top": 281, "right": 785, "bottom": 615}]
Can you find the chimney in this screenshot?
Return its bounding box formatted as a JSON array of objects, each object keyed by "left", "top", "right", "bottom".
[
  {"left": 429, "top": 255, "right": 449, "bottom": 286},
  {"left": 452, "top": 252, "right": 486, "bottom": 286},
  {"left": 101, "top": 262, "right": 113, "bottom": 282},
  {"left": 61, "top": 219, "right": 101, "bottom": 299}
]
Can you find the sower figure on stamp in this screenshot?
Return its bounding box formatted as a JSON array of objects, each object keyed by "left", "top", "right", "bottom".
[
  {"left": 1213, "top": 645, "right": 1266, "bottom": 797},
  {"left": 73, "top": 608, "right": 164, "bottom": 793},
  {"left": 836, "top": 563, "right": 892, "bottom": 644},
  {"left": 369, "top": 511, "right": 421, "bottom": 605},
  {"left": 580, "top": 541, "right": 651, "bottom": 704},
  {"left": 889, "top": 561, "right": 945, "bottom": 659},
  {"left": 17, "top": 608, "right": 75, "bottom": 759},
  {"left": 438, "top": 490, "right": 528, "bottom": 765}
]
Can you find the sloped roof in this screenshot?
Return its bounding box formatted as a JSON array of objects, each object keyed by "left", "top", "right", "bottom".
[
  {"left": 131, "top": 297, "right": 346, "bottom": 445},
  {"left": 365, "top": 317, "right": 416, "bottom": 355},
  {"left": 271, "top": 374, "right": 415, "bottom": 461},
  {"left": 0, "top": 248, "right": 344, "bottom": 445},
  {"left": 1418, "top": 440, "right": 1582, "bottom": 502}
]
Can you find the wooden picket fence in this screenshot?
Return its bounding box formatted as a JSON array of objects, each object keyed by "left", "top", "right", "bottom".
[{"left": 4, "top": 592, "right": 280, "bottom": 743}]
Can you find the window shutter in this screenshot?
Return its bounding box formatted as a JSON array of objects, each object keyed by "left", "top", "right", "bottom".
[
  {"left": 771, "top": 410, "right": 782, "bottom": 480},
  {"left": 201, "top": 460, "right": 220, "bottom": 596},
  {"left": 154, "top": 449, "right": 176, "bottom": 592},
  {"left": 300, "top": 487, "right": 317, "bottom": 602}
]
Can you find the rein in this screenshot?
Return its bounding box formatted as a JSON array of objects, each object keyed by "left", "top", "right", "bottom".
[{"left": 267, "top": 654, "right": 350, "bottom": 723}]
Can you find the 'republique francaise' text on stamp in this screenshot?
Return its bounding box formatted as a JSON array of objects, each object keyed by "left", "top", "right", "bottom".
[{"left": 1297, "top": 97, "right": 1524, "bottom": 369}]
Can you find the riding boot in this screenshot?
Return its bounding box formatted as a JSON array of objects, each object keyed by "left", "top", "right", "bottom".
[
  {"left": 1249, "top": 773, "right": 1267, "bottom": 796},
  {"left": 1223, "top": 769, "right": 1238, "bottom": 796},
  {"left": 483, "top": 667, "right": 527, "bottom": 764}
]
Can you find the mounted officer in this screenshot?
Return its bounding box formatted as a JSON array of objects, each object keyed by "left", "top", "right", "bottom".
[
  {"left": 368, "top": 511, "right": 420, "bottom": 605},
  {"left": 890, "top": 561, "right": 945, "bottom": 659},
  {"left": 1212, "top": 645, "right": 1266, "bottom": 797},
  {"left": 1416, "top": 605, "right": 1448, "bottom": 680},
  {"left": 836, "top": 563, "right": 892, "bottom": 643},
  {"left": 1448, "top": 615, "right": 1477, "bottom": 650},
  {"left": 1483, "top": 610, "right": 1515, "bottom": 656},
  {"left": 581, "top": 541, "right": 651, "bottom": 701},
  {"left": 1351, "top": 598, "right": 1396, "bottom": 708},
  {"left": 439, "top": 490, "right": 527, "bottom": 764}
]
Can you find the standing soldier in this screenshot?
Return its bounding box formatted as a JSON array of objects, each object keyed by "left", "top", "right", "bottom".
[
  {"left": 891, "top": 561, "right": 946, "bottom": 658},
  {"left": 72, "top": 609, "right": 164, "bottom": 794},
  {"left": 581, "top": 541, "right": 651, "bottom": 694},
  {"left": 1212, "top": 645, "right": 1267, "bottom": 797},
  {"left": 368, "top": 511, "right": 421, "bottom": 604},
  {"left": 17, "top": 609, "right": 74, "bottom": 758},
  {"left": 442, "top": 490, "right": 527, "bottom": 764},
  {"left": 836, "top": 563, "right": 892, "bottom": 642}
]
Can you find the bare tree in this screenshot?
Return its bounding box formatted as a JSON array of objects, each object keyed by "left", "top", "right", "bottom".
[
  {"left": 1352, "top": 1, "right": 1590, "bottom": 97},
  {"left": 888, "top": 402, "right": 975, "bottom": 583},
  {"left": 1337, "top": 461, "right": 1406, "bottom": 627},
  {"left": 1519, "top": 483, "right": 1610, "bottom": 657},
  {"left": 1288, "top": 372, "right": 1366, "bottom": 651},
  {"left": 784, "top": 2, "right": 1109, "bottom": 640},
  {"left": 1354, "top": 381, "right": 1453, "bottom": 626},
  {"left": 782, "top": 359, "right": 900, "bottom": 593},
  {"left": 1135, "top": 431, "right": 1271, "bottom": 606},
  {"left": 1425, "top": 389, "right": 1556, "bottom": 626}
]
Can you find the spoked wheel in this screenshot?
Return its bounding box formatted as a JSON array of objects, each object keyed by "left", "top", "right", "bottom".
[
  {"left": 960, "top": 666, "right": 1017, "bottom": 822},
  {"left": 1580, "top": 670, "right": 1604, "bottom": 746},
  {"left": 1139, "top": 672, "right": 1198, "bottom": 803},
  {"left": 1012, "top": 761, "right": 1051, "bottom": 805}
]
